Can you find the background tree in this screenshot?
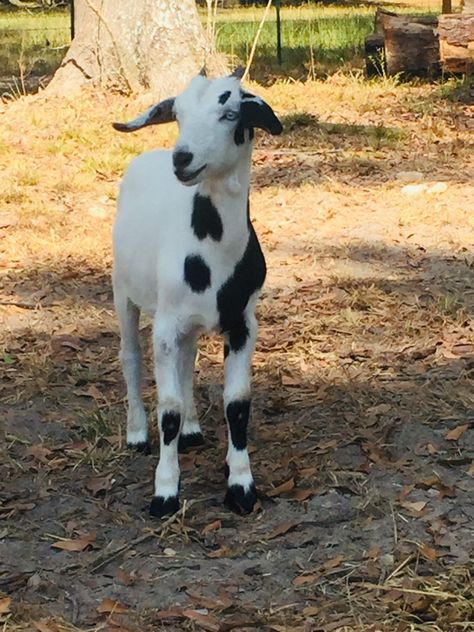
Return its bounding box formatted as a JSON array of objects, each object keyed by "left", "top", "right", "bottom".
[{"left": 47, "top": 0, "right": 225, "bottom": 95}]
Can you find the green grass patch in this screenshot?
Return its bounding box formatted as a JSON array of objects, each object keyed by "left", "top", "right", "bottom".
[{"left": 0, "top": 3, "right": 441, "bottom": 87}]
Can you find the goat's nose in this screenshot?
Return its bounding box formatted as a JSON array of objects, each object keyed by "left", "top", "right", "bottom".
[{"left": 173, "top": 150, "right": 193, "bottom": 169}]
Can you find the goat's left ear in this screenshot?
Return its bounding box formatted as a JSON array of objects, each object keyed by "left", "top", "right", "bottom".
[
  {"left": 240, "top": 96, "right": 283, "bottom": 135},
  {"left": 113, "top": 97, "right": 176, "bottom": 132}
]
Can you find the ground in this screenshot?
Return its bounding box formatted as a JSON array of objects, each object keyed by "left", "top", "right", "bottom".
[{"left": 0, "top": 75, "right": 473, "bottom": 631}]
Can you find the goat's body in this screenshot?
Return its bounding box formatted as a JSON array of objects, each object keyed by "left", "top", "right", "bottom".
[{"left": 112, "top": 72, "right": 281, "bottom": 518}]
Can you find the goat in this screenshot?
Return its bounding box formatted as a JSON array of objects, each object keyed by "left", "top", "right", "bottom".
[{"left": 112, "top": 68, "right": 282, "bottom": 518}]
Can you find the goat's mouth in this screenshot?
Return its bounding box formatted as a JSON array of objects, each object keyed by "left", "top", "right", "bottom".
[{"left": 175, "top": 164, "right": 207, "bottom": 184}]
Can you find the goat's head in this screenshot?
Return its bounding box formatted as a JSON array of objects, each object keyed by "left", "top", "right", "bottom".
[{"left": 113, "top": 68, "right": 282, "bottom": 186}]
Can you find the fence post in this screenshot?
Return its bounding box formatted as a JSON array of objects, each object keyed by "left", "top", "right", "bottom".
[
  {"left": 275, "top": 0, "right": 282, "bottom": 64},
  {"left": 71, "top": 0, "right": 75, "bottom": 40}
]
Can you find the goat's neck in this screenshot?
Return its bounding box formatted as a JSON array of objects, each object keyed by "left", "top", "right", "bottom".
[{"left": 197, "top": 142, "right": 253, "bottom": 243}]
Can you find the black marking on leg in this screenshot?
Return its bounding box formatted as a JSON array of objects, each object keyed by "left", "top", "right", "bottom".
[
  {"left": 192, "top": 193, "right": 223, "bottom": 241},
  {"left": 149, "top": 495, "right": 179, "bottom": 518},
  {"left": 178, "top": 431, "right": 204, "bottom": 452},
  {"left": 127, "top": 440, "right": 151, "bottom": 455},
  {"left": 161, "top": 411, "right": 180, "bottom": 445},
  {"left": 224, "top": 343, "right": 230, "bottom": 360},
  {"left": 224, "top": 463, "right": 230, "bottom": 479},
  {"left": 224, "top": 482, "right": 257, "bottom": 515},
  {"left": 218, "top": 90, "right": 231, "bottom": 105},
  {"left": 217, "top": 223, "right": 266, "bottom": 352},
  {"left": 184, "top": 255, "right": 211, "bottom": 293},
  {"left": 226, "top": 399, "right": 250, "bottom": 450}
]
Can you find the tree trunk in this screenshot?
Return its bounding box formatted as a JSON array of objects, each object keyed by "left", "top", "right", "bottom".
[
  {"left": 47, "top": 0, "right": 225, "bottom": 96},
  {"left": 438, "top": 14, "right": 474, "bottom": 73},
  {"left": 379, "top": 12, "right": 439, "bottom": 76}
]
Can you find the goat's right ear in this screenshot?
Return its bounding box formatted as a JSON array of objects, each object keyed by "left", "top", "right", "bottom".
[{"left": 113, "top": 97, "right": 176, "bottom": 132}]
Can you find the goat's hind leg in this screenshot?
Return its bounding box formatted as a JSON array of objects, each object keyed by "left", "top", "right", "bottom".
[
  {"left": 114, "top": 290, "right": 149, "bottom": 453},
  {"left": 178, "top": 332, "right": 204, "bottom": 452}
]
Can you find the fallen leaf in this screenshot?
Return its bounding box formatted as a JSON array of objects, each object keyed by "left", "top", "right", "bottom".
[
  {"left": 201, "top": 520, "right": 221, "bottom": 536},
  {"left": 86, "top": 474, "right": 114, "bottom": 496},
  {"left": 293, "top": 573, "right": 319, "bottom": 586},
  {"left": 267, "top": 521, "right": 298, "bottom": 540},
  {"left": 97, "top": 598, "right": 130, "bottom": 614},
  {"left": 400, "top": 500, "right": 427, "bottom": 515},
  {"left": 51, "top": 533, "right": 96, "bottom": 552},
  {"left": 163, "top": 547, "right": 176, "bottom": 557},
  {"left": 0, "top": 597, "right": 11, "bottom": 614},
  {"left": 154, "top": 609, "right": 184, "bottom": 620},
  {"left": 207, "top": 546, "right": 228, "bottom": 558},
  {"left": 186, "top": 590, "right": 232, "bottom": 611},
  {"left": 25, "top": 445, "right": 52, "bottom": 463},
  {"left": 289, "top": 488, "right": 315, "bottom": 502},
  {"left": 116, "top": 568, "right": 133, "bottom": 586},
  {"left": 419, "top": 543, "right": 438, "bottom": 561},
  {"left": 302, "top": 605, "right": 320, "bottom": 616},
  {"left": 468, "top": 461, "right": 474, "bottom": 477},
  {"left": 266, "top": 477, "right": 295, "bottom": 497},
  {"left": 182, "top": 609, "right": 220, "bottom": 632},
  {"left": 323, "top": 554, "right": 345, "bottom": 570},
  {"left": 445, "top": 424, "right": 468, "bottom": 441}
]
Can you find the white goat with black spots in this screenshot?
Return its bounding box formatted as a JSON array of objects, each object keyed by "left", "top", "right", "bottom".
[{"left": 112, "top": 68, "right": 282, "bottom": 518}]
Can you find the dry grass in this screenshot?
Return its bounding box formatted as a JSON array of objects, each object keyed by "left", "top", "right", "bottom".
[{"left": 0, "top": 74, "right": 473, "bottom": 631}]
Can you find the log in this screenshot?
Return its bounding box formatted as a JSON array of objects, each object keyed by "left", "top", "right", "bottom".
[
  {"left": 462, "top": 0, "right": 474, "bottom": 14},
  {"left": 438, "top": 14, "right": 474, "bottom": 73},
  {"left": 378, "top": 12, "right": 439, "bottom": 76}
]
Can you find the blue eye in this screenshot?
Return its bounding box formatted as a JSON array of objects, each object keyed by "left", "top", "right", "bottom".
[{"left": 221, "top": 111, "right": 239, "bottom": 122}]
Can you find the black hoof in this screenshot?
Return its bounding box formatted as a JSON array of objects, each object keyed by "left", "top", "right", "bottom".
[
  {"left": 178, "top": 432, "right": 204, "bottom": 452},
  {"left": 128, "top": 441, "right": 151, "bottom": 455},
  {"left": 224, "top": 483, "right": 257, "bottom": 515},
  {"left": 149, "top": 495, "right": 180, "bottom": 518}
]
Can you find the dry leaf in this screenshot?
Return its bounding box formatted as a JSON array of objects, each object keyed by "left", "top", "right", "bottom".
[
  {"left": 97, "top": 598, "right": 129, "bottom": 614},
  {"left": 182, "top": 609, "right": 220, "bottom": 632},
  {"left": 445, "top": 424, "right": 468, "bottom": 441},
  {"left": 207, "top": 546, "right": 228, "bottom": 558},
  {"left": 51, "top": 533, "right": 96, "bottom": 552},
  {"left": 86, "top": 474, "right": 114, "bottom": 496},
  {"left": 302, "top": 605, "right": 319, "bottom": 616},
  {"left": 323, "top": 554, "right": 345, "bottom": 570},
  {"left": 0, "top": 597, "right": 11, "bottom": 614},
  {"left": 400, "top": 500, "right": 427, "bottom": 515},
  {"left": 267, "top": 521, "right": 298, "bottom": 540},
  {"left": 293, "top": 573, "right": 319, "bottom": 586},
  {"left": 289, "top": 488, "right": 315, "bottom": 502},
  {"left": 116, "top": 568, "right": 133, "bottom": 586},
  {"left": 186, "top": 590, "right": 232, "bottom": 611},
  {"left": 419, "top": 543, "right": 438, "bottom": 561},
  {"left": 267, "top": 477, "right": 295, "bottom": 497},
  {"left": 154, "top": 609, "right": 184, "bottom": 620},
  {"left": 201, "top": 520, "right": 221, "bottom": 536}
]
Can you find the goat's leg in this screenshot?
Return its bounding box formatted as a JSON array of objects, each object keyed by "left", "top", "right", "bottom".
[
  {"left": 150, "top": 317, "right": 184, "bottom": 518},
  {"left": 178, "top": 333, "right": 204, "bottom": 452},
  {"left": 114, "top": 291, "right": 149, "bottom": 452},
  {"left": 222, "top": 310, "right": 258, "bottom": 515}
]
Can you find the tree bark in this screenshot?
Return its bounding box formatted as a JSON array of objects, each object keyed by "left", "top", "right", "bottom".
[
  {"left": 438, "top": 14, "right": 474, "bottom": 73},
  {"left": 47, "top": 0, "right": 225, "bottom": 96},
  {"left": 378, "top": 12, "right": 439, "bottom": 76}
]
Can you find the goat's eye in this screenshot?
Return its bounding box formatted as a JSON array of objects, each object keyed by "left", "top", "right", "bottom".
[{"left": 221, "top": 111, "right": 239, "bottom": 122}]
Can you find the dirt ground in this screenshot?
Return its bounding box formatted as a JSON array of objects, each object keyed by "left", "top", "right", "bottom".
[{"left": 0, "top": 76, "right": 473, "bottom": 631}]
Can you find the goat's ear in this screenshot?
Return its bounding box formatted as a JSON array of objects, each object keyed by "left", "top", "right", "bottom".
[
  {"left": 240, "top": 96, "right": 283, "bottom": 135},
  {"left": 113, "top": 98, "right": 176, "bottom": 132}
]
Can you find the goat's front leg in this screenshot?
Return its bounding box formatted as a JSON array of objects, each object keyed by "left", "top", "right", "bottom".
[
  {"left": 178, "top": 332, "right": 204, "bottom": 452},
  {"left": 223, "top": 310, "right": 258, "bottom": 515},
  {"left": 150, "top": 318, "right": 183, "bottom": 518}
]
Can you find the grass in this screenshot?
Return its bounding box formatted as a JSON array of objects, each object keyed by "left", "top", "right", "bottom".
[{"left": 0, "top": 0, "right": 461, "bottom": 90}]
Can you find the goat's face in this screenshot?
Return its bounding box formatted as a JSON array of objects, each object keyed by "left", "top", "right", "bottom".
[{"left": 113, "top": 71, "right": 282, "bottom": 187}]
